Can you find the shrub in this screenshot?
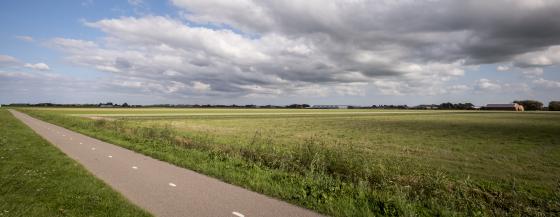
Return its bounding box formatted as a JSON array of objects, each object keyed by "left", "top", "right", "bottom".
[
  {"left": 513, "top": 100, "right": 543, "bottom": 111},
  {"left": 549, "top": 101, "right": 560, "bottom": 111}
]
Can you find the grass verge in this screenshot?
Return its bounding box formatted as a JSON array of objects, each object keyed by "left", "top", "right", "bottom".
[{"left": 0, "top": 109, "right": 151, "bottom": 217}]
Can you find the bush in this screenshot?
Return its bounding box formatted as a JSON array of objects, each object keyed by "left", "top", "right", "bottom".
[
  {"left": 513, "top": 100, "right": 543, "bottom": 111},
  {"left": 549, "top": 101, "right": 560, "bottom": 111},
  {"left": 439, "top": 102, "right": 474, "bottom": 110}
]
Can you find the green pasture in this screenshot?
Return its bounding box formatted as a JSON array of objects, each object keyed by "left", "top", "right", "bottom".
[{"left": 18, "top": 108, "right": 560, "bottom": 216}]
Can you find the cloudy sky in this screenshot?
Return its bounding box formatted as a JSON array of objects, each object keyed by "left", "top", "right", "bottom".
[{"left": 1, "top": 0, "right": 559, "bottom": 106}]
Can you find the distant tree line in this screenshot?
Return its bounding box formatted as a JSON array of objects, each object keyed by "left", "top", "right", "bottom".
[
  {"left": 6, "top": 103, "right": 102, "bottom": 107},
  {"left": 286, "top": 104, "right": 310, "bottom": 108},
  {"left": 510, "top": 100, "right": 560, "bottom": 111},
  {"left": 437, "top": 102, "right": 475, "bottom": 110},
  {"left": 348, "top": 105, "right": 409, "bottom": 109},
  {"left": 4, "top": 100, "right": 560, "bottom": 110}
]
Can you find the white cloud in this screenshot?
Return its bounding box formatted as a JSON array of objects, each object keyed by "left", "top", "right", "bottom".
[
  {"left": 85, "top": 16, "right": 270, "bottom": 63},
  {"left": 192, "top": 81, "right": 210, "bottom": 92},
  {"left": 497, "top": 65, "right": 510, "bottom": 71},
  {"left": 513, "top": 46, "right": 560, "bottom": 68},
  {"left": 333, "top": 83, "right": 367, "bottom": 96},
  {"left": 0, "top": 70, "right": 85, "bottom": 92},
  {"left": 15, "top": 35, "right": 34, "bottom": 42},
  {"left": 521, "top": 68, "right": 544, "bottom": 78},
  {"left": 173, "top": 0, "right": 274, "bottom": 33},
  {"left": 0, "top": 70, "right": 164, "bottom": 104},
  {"left": 51, "top": 38, "right": 98, "bottom": 50},
  {"left": 474, "top": 78, "right": 529, "bottom": 93},
  {"left": 291, "top": 84, "right": 328, "bottom": 97},
  {"left": 81, "top": 0, "right": 94, "bottom": 7},
  {"left": 42, "top": 0, "right": 560, "bottom": 100},
  {"left": 447, "top": 84, "right": 471, "bottom": 93},
  {"left": 533, "top": 78, "right": 560, "bottom": 89},
  {"left": 504, "top": 83, "right": 530, "bottom": 93},
  {"left": 128, "top": 0, "right": 143, "bottom": 6},
  {"left": 0, "top": 55, "right": 19, "bottom": 66},
  {"left": 475, "top": 78, "right": 502, "bottom": 91},
  {"left": 372, "top": 80, "right": 448, "bottom": 96},
  {"left": 54, "top": 16, "right": 473, "bottom": 98},
  {"left": 24, "top": 63, "right": 50, "bottom": 71}
]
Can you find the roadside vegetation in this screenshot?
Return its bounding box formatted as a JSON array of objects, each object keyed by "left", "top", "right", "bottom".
[
  {"left": 19, "top": 108, "right": 560, "bottom": 216},
  {"left": 0, "top": 109, "right": 151, "bottom": 217}
]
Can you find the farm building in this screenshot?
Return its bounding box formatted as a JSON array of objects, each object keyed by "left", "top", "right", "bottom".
[
  {"left": 483, "top": 103, "right": 524, "bottom": 111},
  {"left": 311, "top": 105, "right": 349, "bottom": 109}
]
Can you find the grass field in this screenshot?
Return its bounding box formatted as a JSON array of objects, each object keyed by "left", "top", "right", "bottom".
[
  {"left": 18, "top": 108, "right": 560, "bottom": 216},
  {"left": 0, "top": 109, "right": 151, "bottom": 217}
]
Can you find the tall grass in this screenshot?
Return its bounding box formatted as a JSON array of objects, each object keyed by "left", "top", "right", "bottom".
[{"left": 20, "top": 108, "right": 560, "bottom": 216}]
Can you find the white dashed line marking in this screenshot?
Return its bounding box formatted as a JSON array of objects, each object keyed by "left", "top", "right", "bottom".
[
  {"left": 132, "top": 166, "right": 138, "bottom": 170},
  {"left": 91, "top": 147, "right": 96, "bottom": 151},
  {"left": 62, "top": 134, "right": 66, "bottom": 137},
  {"left": 168, "top": 183, "right": 176, "bottom": 187},
  {"left": 79, "top": 142, "right": 83, "bottom": 144},
  {"left": 232, "top": 211, "right": 245, "bottom": 217},
  {"left": 108, "top": 155, "right": 113, "bottom": 158}
]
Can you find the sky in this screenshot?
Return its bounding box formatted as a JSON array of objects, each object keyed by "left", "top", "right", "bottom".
[{"left": 1, "top": 0, "right": 559, "bottom": 106}]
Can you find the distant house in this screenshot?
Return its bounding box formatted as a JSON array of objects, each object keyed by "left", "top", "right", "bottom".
[
  {"left": 483, "top": 103, "right": 524, "bottom": 111},
  {"left": 311, "top": 105, "right": 349, "bottom": 109}
]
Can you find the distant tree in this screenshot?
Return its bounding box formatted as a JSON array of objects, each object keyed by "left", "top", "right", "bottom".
[
  {"left": 549, "top": 101, "right": 560, "bottom": 111},
  {"left": 439, "top": 102, "right": 454, "bottom": 109},
  {"left": 437, "top": 102, "right": 474, "bottom": 110},
  {"left": 122, "top": 102, "right": 129, "bottom": 107},
  {"left": 395, "top": 105, "right": 407, "bottom": 109},
  {"left": 514, "top": 100, "right": 543, "bottom": 111},
  {"left": 287, "top": 104, "right": 303, "bottom": 108},
  {"left": 456, "top": 103, "right": 474, "bottom": 110}
]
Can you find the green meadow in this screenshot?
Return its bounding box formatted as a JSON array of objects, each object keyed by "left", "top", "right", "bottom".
[
  {"left": 18, "top": 108, "right": 560, "bottom": 216},
  {"left": 0, "top": 109, "right": 151, "bottom": 217}
]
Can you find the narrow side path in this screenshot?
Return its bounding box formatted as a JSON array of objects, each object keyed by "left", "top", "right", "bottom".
[{"left": 10, "top": 109, "right": 323, "bottom": 217}]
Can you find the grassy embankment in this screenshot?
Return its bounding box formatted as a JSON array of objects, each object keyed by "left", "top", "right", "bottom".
[
  {"left": 0, "top": 109, "right": 151, "bottom": 217},
  {"left": 20, "top": 108, "right": 560, "bottom": 216}
]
